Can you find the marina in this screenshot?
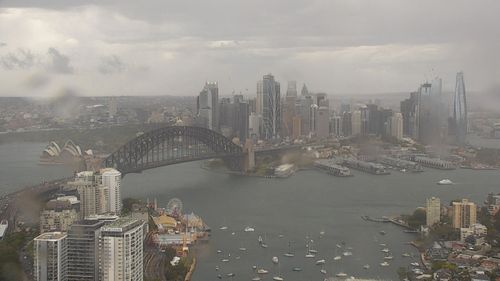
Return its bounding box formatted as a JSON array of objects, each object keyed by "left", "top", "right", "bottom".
[
  {"left": 413, "top": 156, "right": 456, "bottom": 170},
  {"left": 313, "top": 159, "right": 352, "bottom": 177},
  {"left": 342, "top": 158, "right": 390, "bottom": 175},
  {"left": 377, "top": 156, "right": 424, "bottom": 173}
]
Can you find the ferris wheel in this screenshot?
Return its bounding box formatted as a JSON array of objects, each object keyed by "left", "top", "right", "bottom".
[{"left": 166, "top": 198, "right": 183, "bottom": 216}]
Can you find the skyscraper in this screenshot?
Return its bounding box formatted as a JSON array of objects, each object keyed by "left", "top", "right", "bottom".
[
  {"left": 67, "top": 220, "right": 105, "bottom": 281},
  {"left": 390, "top": 112, "right": 403, "bottom": 140},
  {"left": 99, "top": 218, "right": 145, "bottom": 281},
  {"left": 351, "top": 110, "right": 361, "bottom": 136},
  {"left": 286, "top": 81, "right": 297, "bottom": 97},
  {"left": 34, "top": 232, "right": 68, "bottom": 281},
  {"left": 301, "top": 83, "right": 309, "bottom": 96},
  {"left": 452, "top": 199, "right": 477, "bottom": 229},
  {"left": 426, "top": 197, "right": 441, "bottom": 226},
  {"left": 196, "top": 82, "right": 219, "bottom": 130},
  {"left": 259, "top": 74, "right": 281, "bottom": 139},
  {"left": 417, "top": 78, "right": 445, "bottom": 144},
  {"left": 316, "top": 106, "right": 329, "bottom": 138},
  {"left": 453, "top": 72, "right": 467, "bottom": 145},
  {"left": 100, "top": 168, "right": 122, "bottom": 215}
]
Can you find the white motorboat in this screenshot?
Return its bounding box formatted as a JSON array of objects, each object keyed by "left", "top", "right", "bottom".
[
  {"left": 244, "top": 226, "right": 255, "bottom": 232},
  {"left": 239, "top": 247, "right": 247, "bottom": 251},
  {"left": 292, "top": 267, "right": 302, "bottom": 272},
  {"left": 217, "top": 250, "right": 222, "bottom": 254},
  {"left": 336, "top": 272, "right": 348, "bottom": 277},
  {"left": 411, "top": 262, "right": 420, "bottom": 267},
  {"left": 381, "top": 248, "right": 390, "bottom": 253},
  {"left": 283, "top": 253, "right": 294, "bottom": 257},
  {"left": 437, "top": 179, "right": 453, "bottom": 185},
  {"left": 343, "top": 251, "right": 352, "bottom": 256},
  {"left": 272, "top": 277, "right": 284, "bottom": 281},
  {"left": 305, "top": 253, "right": 315, "bottom": 258},
  {"left": 402, "top": 253, "right": 411, "bottom": 257},
  {"left": 261, "top": 243, "right": 268, "bottom": 248},
  {"left": 334, "top": 256, "right": 342, "bottom": 261},
  {"left": 257, "top": 269, "right": 269, "bottom": 274},
  {"left": 272, "top": 256, "right": 279, "bottom": 264},
  {"left": 380, "top": 262, "right": 390, "bottom": 267},
  {"left": 315, "top": 259, "right": 326, "bottom": 265},
  {"left": 336, "top": 244, "right": 342, "bottom": 248},
  {"left": 252, "top": 277, "right": 261, "bottom": 281},
  {"left": 227, "top": 273, "right": 235, "bottom": 277},
  {"left": 320, "top": 269, "right": 327, "bottom": 274},
  {"left": 363, "top": 264, "right": 370, "bottom": 269},
  {"left": 221, "top": 259, "right": 229, "bottom": 262},
  {"left": 220, "top": 226, "right": 228, "bottom": 230},
  {"left": 384, "top": 255, "right": 393, "bottom": 260},
  {"left": 309, "top": 249, "right": 318, "bottom": 254},
  {"left": 252, "top": 265, "right": 257, "bottom": 270}
]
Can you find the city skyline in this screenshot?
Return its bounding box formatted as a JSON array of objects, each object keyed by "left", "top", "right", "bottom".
[{"left": 0, "top": 1, "right": 499, "bottom": 97}]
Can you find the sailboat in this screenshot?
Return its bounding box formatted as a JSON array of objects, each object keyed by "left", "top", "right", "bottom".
[
  {"left": 283, "top": 241, "right": 295, "bottom": 257},
  {"left": 333, "top": 247, "right": 342, "bottom": 261},
  {"left": 273, "top": 262, "right": 284, "bottom": 281},
  {"left": 305, "top": 240, "right": 315, "bottom": 258},
  {"left": 259, "top": 234, "right": 268, "bottom": 248}
]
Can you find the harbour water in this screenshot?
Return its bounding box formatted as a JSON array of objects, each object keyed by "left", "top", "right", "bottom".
[
  {"left": 1, "top": 142, "right": 500, "bottom": 280},
  {"left": 0, "top": 142, "right": 73, "bottom": 196}
]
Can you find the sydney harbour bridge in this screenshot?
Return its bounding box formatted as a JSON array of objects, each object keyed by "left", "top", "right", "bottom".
[{"left": 102, "top": 126, "right": 255, "bottom": 175}]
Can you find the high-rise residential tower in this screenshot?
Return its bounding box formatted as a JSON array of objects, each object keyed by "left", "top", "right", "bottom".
[
  {"left": 452, "top": 199, "right": 477, "bottom": 229},
  {"left": 67, "top": 220, "right": 105, "bottom": 281},
  {"left": 34, "top": 232, "right": 68, "bottom": 281},
  {"left": 100, "top": 168, "right": 122, "bottom": 215},
  {"left": 426, "top": 197, "right": 441, "bottom": 226},
  {"left": 453, "top": 72, "right": 467, "bottom": 145},
  {"left": 99, "top": 218, "right": 145, "bottom": 281}
]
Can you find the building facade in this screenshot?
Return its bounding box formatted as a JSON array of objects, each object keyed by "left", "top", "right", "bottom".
[
  {"left": 34, "top": 232, "right": 68, "bottom": 281},
  {"left": 259, "top": 74, "right": 281, "bottom": 139},
  {"left": 452, "top": 199, "right": 477, "bottom": 229},
  {"left": 67, "top": 220, "right": 105, "bottom": 281},
  {"left": 426, "top": 197, "right": 441, "bottom": 226},
  {"left": 453, "top": 71, "right": 467, "bottom": 145},
  {"left": 99, "top": 218, "right": 145, "bottom": 281}
]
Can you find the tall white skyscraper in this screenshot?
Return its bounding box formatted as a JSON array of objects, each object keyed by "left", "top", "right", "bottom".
[
  {"left": 99, "top": 218, "right": 145, "bottom": 281},
  {"left": 390, "top": 112, "right": 403, "bottom": 140},
  {"left": 426, "top": 197, "right": 441, "bottom": 226},
  {"left": 100, "top": 168, "right": 122, "bottom": 215},
  {"left": 34, "top": 232, "right": 68, "bottom": 281}
]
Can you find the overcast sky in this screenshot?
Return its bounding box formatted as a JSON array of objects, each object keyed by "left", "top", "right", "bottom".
[{"left": 0, "top": 0, "right": 499, "bottom": 97}]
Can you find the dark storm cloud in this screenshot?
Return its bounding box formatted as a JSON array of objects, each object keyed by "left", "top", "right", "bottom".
[
  {"left": 98, "top": 55, "right": 125, "bottom": 74},
  {"left": 0, "top": 49, "right": 37, "bottom": 70},
  {"left": 47, "top": 47, "right": 73, "bottom": 74}
]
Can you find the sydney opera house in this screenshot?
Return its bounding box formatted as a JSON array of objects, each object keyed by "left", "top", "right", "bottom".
[{"left": 40, "top": 140, "right": 91, "bottom": 164}]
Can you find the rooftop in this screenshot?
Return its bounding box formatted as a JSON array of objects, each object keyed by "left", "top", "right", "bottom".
[{"left": 35, "top": 232, "right": 67, "bottom": 241}]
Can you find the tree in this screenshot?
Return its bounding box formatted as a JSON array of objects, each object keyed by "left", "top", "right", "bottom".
[{"left": 407, "top": 208, "right": 426, "bottom": 229}]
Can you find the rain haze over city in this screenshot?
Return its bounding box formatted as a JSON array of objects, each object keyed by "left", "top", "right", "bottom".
[{"left": 0, "top": 1, "right": 500, "bottom": 281}]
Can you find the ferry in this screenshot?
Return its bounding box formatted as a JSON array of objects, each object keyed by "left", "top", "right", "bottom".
[
  {"left": 313, "top": 159, "right": 352, "bottom": 177},
  {"left": 437, "top": 179, "right": 453, "bottom": 185}
]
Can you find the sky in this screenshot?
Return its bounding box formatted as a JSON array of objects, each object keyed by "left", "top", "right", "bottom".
[{"left": 0, "top": 0, "right": 499, "bottom": 97}]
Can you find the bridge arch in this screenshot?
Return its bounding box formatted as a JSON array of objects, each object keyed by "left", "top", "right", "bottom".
[{"left": 103, "top": 126, "right": 244, "bottom": 175}]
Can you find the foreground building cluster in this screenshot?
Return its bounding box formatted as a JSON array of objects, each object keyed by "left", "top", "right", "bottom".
[
  {"left": 35, "top": 217, "right": 146, "bottom": 281},
  {"left": 420, "top": 195, "right": 500, "bottom": 280},
  {"left": 34, "top": 168, "right": 149, "bottom": 281}
]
